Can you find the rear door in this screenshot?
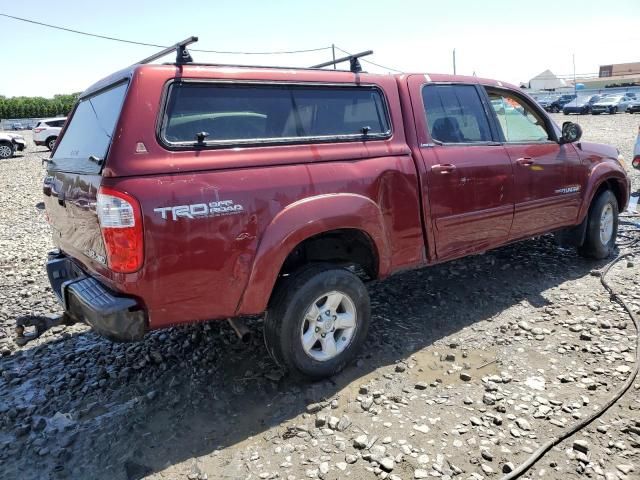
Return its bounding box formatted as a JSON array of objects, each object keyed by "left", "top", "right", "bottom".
[
  {"left": 43, "top": 81, "right": 129, "bottom": 269},
  {"left": 483, "top": 87, "right": 583, "bottom": 239},
  {"left": 408, "top": 78, "right": 515, "bottom": 260}
]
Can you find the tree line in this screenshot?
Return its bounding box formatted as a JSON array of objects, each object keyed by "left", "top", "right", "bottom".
[{"left": 0, "top": 93, "right": 80, "bottom": 119}]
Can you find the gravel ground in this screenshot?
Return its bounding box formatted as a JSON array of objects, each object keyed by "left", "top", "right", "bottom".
[{"left": 1, "top": 114, "right": 639, "bottom": 480}]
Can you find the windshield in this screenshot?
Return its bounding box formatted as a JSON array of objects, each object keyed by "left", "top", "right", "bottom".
[{"left": 51, "top": 81, "right": 128, "bottom": 173}]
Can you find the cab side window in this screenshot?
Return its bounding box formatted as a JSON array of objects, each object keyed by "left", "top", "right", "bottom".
[
  {"left": 422, "top": 84, "right": 492, "bottom": 144},
  {"left": 487, "top": 91, "right": 550, "bottom": 143}
]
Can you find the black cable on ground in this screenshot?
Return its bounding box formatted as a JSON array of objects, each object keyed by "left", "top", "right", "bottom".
[{"left": 502, "top": 248, "right": 640, "bottom": 479}]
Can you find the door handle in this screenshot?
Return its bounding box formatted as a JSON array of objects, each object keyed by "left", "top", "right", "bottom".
[
  {"left": 516, "top": 157, "right": 534, "bottom": 166},
  {"left": 432, "top": 164, "right": 457, "bottom": 174}
]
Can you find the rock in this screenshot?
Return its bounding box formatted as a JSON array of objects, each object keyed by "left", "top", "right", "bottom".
[
  {"left": 380, "top": 458, "right": 394, "bottom": 472},
  {"left": 413, "top": 424, "right": 430, "bottom": 434},
  {"left": 460, "top": 372, "right": 472, "bottom": 382},
  {"left": 319, "top": 462, "right": 329, "bottom": 475},
  {"left": 415, "top": 382, "right": 428, "bottom": 390},
  {"left": 353, "top": 435, "right": 368, "bottom": 449},
  {"left": 470, "top": 417, "right": 483, "bottom": 426},
  {"left": 336, "top": 462, "right": 347, "bottom": 471},
  {"left": 481, "top": 464, "right": 494, "bottom": 474},
  {"left": 518, "top": 321, "right": 532, "bottom": 331},
  {"left": 361, "top": 396, "right": 374, "bottom": 410},
  {"left": 502, "top": 462, "right": 514, "bottom": 473},
  {"left": 616, "top": 365, "right": 631, "bottom": 374},
  {"left": 345, "top": 454, "right": 358, "bottom": 464},
  {"left": 515, "top": 418, "right": 532, "bottom": 431},
  {"left": 395, "top": 364, "right": 406, "bottom": 373},
  {"left": 414, "top": 469, "right": 429, "bottom": 479},
  {"left": 525, "top": 376, "right": 546, "bottom": 391},
  {"left": 616, "top": 465, "right": 634, "bottom": 475},
  {"left": 315, "top": 415, "right": 327, "bottom": 428},
  {"left": 336, "top": 415, "right": 351, "bottom": 432},
  {"left": 573, "top": 439, "right": 589, "bottom": 454},
  {"left": 306, "top": 402, "right": 324, "bottom": 414},
  {"left": 481, "top": 450, "right": 493, "bottom": 461}
]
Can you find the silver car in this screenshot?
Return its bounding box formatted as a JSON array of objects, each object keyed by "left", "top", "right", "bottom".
[{"left": 591, "top": 96, "right": 633, "bottom": 114}]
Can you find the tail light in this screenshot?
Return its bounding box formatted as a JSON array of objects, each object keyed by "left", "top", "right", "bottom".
[
  {"left": 96, "top": 186, "right": 143, "bottom": 273},
  {"left": 34, "top": 127, "right": 45, "bottom": 133},
  {"left": 633, "top": 156, "right": 640, "bottom": 170}
]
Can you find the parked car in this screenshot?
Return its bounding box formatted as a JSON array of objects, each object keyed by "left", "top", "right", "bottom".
[
  {"left": 11, "top": 122, "right": 24, "bottom": 130},
  {"left": 0, "top": 132, "right": 26, "bottom": 159},
  {"left": 591, "top": 96, "right": 633, "bottom": 115},
  {"left": 33, "top": 117, "right": 67, "bottom": 151},
  {"left": 625, "top": 92, "right": 637, "bottom": 99},
  {"left": 38, "top": 42, "right": 630, "bottom": 378},
  {"left": 537, "top": 95, "right": 559, "bottom": 111},
  {"left": 563, "top": 95, "right": 601, "bottom": 115},
  {"left": 626, "top": 101, "right": 640, "bottom": 114},
  {"left": 547, "top": 94, "right": 576, "bottom": 113}
]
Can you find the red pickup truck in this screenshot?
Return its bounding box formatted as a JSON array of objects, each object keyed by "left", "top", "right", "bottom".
[{"left": 41, "top": 40, "right": 630, "bottom": 378}]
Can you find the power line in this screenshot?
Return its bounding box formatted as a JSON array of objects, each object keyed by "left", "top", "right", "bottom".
[
  {"left": 0, "top": 13, "right": 332, "bottom": 55},
  {"left": 335, "top": 46, "right": 404, "bottom": 73}
]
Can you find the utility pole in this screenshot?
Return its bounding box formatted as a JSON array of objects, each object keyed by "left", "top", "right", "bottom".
[
  {"left": 573, "top": 53, "right": 577, "bottom": 96},
  {"left": 332, "top": 44, "right": 336, "bottom": 70},
  {"left": 453, "top": 48, "right": 456, "bottom": 75}
]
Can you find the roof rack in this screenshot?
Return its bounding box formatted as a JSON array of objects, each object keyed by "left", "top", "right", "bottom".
[
  {"left": 136, "top": 36, "right": 198, "bottom": 65},
  {"left": 310, "top": 50, "right": 373, "bottom": 73}
]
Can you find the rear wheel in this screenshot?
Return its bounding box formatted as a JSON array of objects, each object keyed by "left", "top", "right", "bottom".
[
  {"left": 46, "top": 137, "right": 57, "bottom": 151},
  {"left": 264, "top": 264, "right": 370, "bottom": 379},
  {"left": 0, "top": 142, "right": 14, "bottom": 159},
  {"left": 611, "top": 107, "right": 618, "bottom": 114},
  {"left": 578, "top": 190, "right": 618, "bottom": 259}
]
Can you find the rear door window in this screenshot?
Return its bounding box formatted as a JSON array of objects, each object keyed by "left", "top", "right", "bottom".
[
  {"left": 51, "top": 81, "right": 128, "bottom": 173},
  {"left": 422, "top": 84, "right": 492, "bottom": 143},
  {"left": 161, "top": 82, "right": 391, "bottom": 147}
]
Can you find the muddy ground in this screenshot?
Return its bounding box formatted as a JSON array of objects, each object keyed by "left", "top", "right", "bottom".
[{"left": 0, "top": 114, "right": 639, "bottom": 480}]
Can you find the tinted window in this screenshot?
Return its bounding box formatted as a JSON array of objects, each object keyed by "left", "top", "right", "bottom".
[
  {"left": 52, "top": 82, "right": 128, "bottom": 173},
  {"left": 487, "top": 90, "right": 549, "bottom": 143},
  {"left": 422, "top": 84, "right": 492, "bottom": 143},
  {"left": 162, "top": 83, "right": 390, "bottom": 146}
]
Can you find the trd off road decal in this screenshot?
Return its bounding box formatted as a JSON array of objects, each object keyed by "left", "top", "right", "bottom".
[
  {"left": 154, "top": 200, "right": 244, "bottom": 221},
  {"left": 555, "top": 185, "right": 581, "bottom": 194}
]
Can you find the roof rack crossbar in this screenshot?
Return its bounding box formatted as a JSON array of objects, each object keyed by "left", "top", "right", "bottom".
[
  {"left": 311, "top": 50, "right": 373, "bottom": 73},
  {"left": 136, "top": 36, "right": 199, "bottom": 65}
]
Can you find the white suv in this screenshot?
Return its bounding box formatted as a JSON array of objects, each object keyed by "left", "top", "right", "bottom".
[{"left": 33, "top": 117, "right": 67, "bottom": 151}]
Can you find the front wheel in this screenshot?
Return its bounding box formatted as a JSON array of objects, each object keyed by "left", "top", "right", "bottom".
[
  {"left": 578, "top": 190, "right": 618, "bottom": 259},
  {"left": 0, "top": 142, "right": 14, "bottom": 159},
  {"left": 610, "top": 107, "right": 618, "bottom": 114},
  {"left": 264, "top": 264, "right": 370, "bottom": 379},
  {"left": 47, "top": 137, "right": 57, "bottom": 151}
]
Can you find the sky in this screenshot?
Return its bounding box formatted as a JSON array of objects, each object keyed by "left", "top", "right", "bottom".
[{"left": 1, "top": 0, "right": 639, "bottom": 98}]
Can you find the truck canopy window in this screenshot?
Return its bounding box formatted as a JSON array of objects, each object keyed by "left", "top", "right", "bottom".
[
  {"left": 422, "top": 84, "right": 492, "bottom": 144},
  {"left": 51, "top": 82, "right": 128, "bottom": 173},
  {"left": 161, "top": 82, "right": 391, "bottom": 147}
]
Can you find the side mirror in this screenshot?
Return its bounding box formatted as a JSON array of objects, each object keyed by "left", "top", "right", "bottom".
[{"left": 560, "top": 121, "right": 582, "bottom": 144}]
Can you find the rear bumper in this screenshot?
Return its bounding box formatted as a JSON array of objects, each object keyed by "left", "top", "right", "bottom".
[
  {"left": 46, "top": 251, "right": 146, "bottom": 341},
  {"left": 34, "top": 139, "right": 45, "bottom": 146}
]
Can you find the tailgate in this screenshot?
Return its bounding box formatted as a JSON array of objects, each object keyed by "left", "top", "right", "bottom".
[{"left": 44, "top": 81, "right": 128, "bottom": 269}]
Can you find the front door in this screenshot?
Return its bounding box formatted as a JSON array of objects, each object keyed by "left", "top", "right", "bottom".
[
  {"left": 483, "top": 88, "right": 583, "bottom": 239},
  {"left": 409, "top": 79, "right": 514, "bottom": 260}
]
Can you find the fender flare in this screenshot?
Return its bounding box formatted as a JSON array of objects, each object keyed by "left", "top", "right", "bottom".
[
  {"left": 578, "top": 165, "right": 629, "bottom": 221},
  {"left": 236, "top": 193, "right": 391, "bottom": 315}
]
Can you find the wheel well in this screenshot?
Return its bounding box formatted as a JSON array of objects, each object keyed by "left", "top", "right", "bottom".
[
  {"left": 46, "top": 135, "right": 57, "bottom": 143},
  {"left": 280, "top": 229, "right": 379, "bottom": 280},
  {"left": 595, "top": 179, "right": 624, "bottom": 210}
]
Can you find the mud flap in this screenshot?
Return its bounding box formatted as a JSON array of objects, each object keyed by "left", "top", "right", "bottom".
[{"left": 554, "top": 215, "right": 588, "bottom": 248}]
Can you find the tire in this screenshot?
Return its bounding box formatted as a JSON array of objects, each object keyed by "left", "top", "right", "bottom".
[
  {"left": 264, "top": 264, "right": 371, "bottom": 379},
  {"left": 0, "top": 142, "right": 14, "bottom": 159},
  {"left": 578, "top": 190, "right": 618, "bottom": 259},
  {"left": 611, "top": 107, "right": 618, "bottom": 114},
  {"left": 552, "top": 106, "right": 559, "bottom": 113},
  {"left": 46, "top": 137, "right": 57, "bottom": 151}
]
